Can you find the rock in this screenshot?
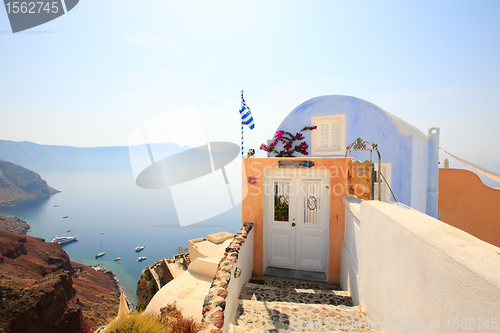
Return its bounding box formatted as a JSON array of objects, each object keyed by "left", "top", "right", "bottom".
[
  {"left": 0, "top": 230, "right": 89, "bottom": 333},
  {"left": 136, "top": 259, "right": 173, "bottom": 309},
  {"left": 0, "top": 215, "right": 30, "bottom": 235},
  {"left": 0, "top": 160, "right": 59, "bottom": 205}
]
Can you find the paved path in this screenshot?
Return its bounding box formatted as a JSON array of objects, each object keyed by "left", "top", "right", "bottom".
[{"left": 230, "top": 275, "right": 384, "bottom": 332}]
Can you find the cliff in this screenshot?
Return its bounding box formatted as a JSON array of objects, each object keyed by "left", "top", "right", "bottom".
[
  {"left": 0, "top": 230, "right": 121, "bottom": 332},
  {"left": 136, "top": 259, "right": 174, "bottom": 309},
  {"left": 0, "top": 215, "right": 30, "bottom": 235},
  {"left": 0, "top": 160, "right": 59, "bottom": 205},
  {"left": 0, "top": 230, "right": 87, "bottom": 333},
  {"left": 71, "top": 263, "right": 121, "bottom": 329}
]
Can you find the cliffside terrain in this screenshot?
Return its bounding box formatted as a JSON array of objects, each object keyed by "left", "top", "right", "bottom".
[
  {"left": 136, "top": 259, "right": 174, "bottom": 309},
  {"left": 0, "top": 160, "right": 59, "bottom": 205},
  {"left": 0, "top": 230, "right": 120, "bottom": 332},
  {"left": 0, "top": 215, "right": 30, "bottom": 235},
  {"left": 71, "top": 263, "right": 121, "bottom": 329}
]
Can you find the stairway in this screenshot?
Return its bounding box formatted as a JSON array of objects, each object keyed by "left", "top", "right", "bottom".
[{"left": 230, "top": 275, "right": 384, "bottom": 332}]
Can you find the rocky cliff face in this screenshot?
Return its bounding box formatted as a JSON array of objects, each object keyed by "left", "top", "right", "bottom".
[
  {"left": 0, "top": 230, "right": 89, "bottom": 333},
  {"left": 0, "top": 160, "right": 59, "bottom": 204},
  {"left": 136, "top": 259, "right": 173, "bottom": 309},
  {"left": 0, "top": 215, "right": 30, "bottom": 235}
]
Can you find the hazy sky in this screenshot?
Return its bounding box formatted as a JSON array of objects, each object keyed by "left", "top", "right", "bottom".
[{"left": 1, "top": 1, "right": 500, "bottom": 169}]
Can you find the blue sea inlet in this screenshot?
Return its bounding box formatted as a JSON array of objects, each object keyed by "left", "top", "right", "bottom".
[{"left": 0, "top": 169, "right": 242, "bottom": 305}]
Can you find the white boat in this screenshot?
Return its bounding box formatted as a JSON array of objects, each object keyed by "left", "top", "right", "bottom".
[
  {"left": 63, "top": 216, "right": 69, "bottom": 218},
  {"left": 95, "top": 242, "right": 106, "bottom": 258},
  {"left": 137, "top": 256, "right": 146, "bottom": 262},
  {"left": 51, "top": 236, "right": 78, "bottom": 245},
  {"left": 135, "top": 246, "right": 145, "bottom": 252},
  {"left": 114, "top": 257, "right": 121, "bottom": 261}
]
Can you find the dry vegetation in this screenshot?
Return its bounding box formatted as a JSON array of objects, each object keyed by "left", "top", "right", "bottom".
[{"left": 105, "top": 303, "right": 197, "bottom": 333}]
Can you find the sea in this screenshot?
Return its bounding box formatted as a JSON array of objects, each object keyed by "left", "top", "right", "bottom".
[{"left": 0, "top": 169, "right": 242, "bottom": 305}]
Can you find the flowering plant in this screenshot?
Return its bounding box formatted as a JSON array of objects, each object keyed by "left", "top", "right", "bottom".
[{"left": 260, "top": 125, "right": 317, "bottom": 157}]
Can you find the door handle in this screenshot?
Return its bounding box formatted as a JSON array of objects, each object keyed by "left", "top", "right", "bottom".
[{"left": 292, "top": 223, "right": 296, "bottom": 227}]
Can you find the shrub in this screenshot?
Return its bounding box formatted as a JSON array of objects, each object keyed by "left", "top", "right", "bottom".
[
  {"left": 105, "top": 304, "right": 197, "bottom": 333},
  {"left": 148, "top": 281, "right": 158, "bottom": 295},
  {"left": 135, "top": 304, "right": 147, "bottom": 313},
  {"left": 159, "top": 303, "right": 197, "bottom": 333},
  {"left": 105, "top": 312, "right": 167, "bottom": 333}
]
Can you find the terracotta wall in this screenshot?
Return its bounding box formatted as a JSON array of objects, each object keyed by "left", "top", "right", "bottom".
[
  {"left": 438, "top": 168, "right": 500, "bottom": 248},
  {"left": 242, "top": 157, "right": 349, "bottom": 284}
]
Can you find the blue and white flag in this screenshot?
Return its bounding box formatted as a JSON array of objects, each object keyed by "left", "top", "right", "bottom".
[{"left": 239, "top": 91, "right": 255, "bottom": 130}]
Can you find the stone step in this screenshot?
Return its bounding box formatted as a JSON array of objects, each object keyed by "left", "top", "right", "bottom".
[
  {"left": 230, "top": 326, "right": 383, "bottom": 333},
  {"left": 249, "top": 275, "right": 342, "bottom": 291},
  {"left": 233, "top": 300, "right": 383, "bottom": 332},
  {"left": 240, "top": 283, "right": 354, "bottom": 306}
]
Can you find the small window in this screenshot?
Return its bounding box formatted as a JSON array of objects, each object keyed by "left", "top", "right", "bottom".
[
  {"left": 373, "top": 163, "right": 392, "bottom": 201},
  {"left": 311, "top": 114, "right": 346, "bottom": 155},
  {"left": 274, "top": 181, "right": 289, "bottom": 222}
]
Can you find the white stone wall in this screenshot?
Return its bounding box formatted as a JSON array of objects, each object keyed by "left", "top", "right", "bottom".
[
  {"left": 342, "top": 198, "right": 500, "bottom": 332},
  {"left": 340, "top": 197, "right": 362, "bottom": 305}
]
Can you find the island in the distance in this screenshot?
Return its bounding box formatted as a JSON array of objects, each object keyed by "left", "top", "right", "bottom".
[{"left": 0, "top": 159, "right": 60, "bottom": 205}]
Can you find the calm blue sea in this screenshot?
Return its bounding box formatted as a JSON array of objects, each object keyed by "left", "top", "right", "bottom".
[{"left": 0, "top": 169, "right": 242, "bottom": 305}]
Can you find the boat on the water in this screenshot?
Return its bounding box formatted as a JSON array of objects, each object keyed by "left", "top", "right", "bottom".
[
  {"left": 51, "top": 236, "right": 78, "bottom": 245},
  {"left": 67, "top": 230, "right": 72, "bottom": 232},
  {"left": 135, "top": 246, "right": 145, "bottom": 252},
  {"left": 114, "top": 257, "right": 121, "bottom": 261},
  {"left": 63, "top": 216, "right": 69, "bottom": 218},
  {"left": 137, "top": 256, "right": 146, "bottom": 262},
  {"left": 95, "top": 242, "right": 106, "bottom": 258}
]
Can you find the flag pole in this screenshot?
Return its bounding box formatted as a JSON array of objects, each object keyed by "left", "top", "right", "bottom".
[{"left": 241, "top": 89, "right": 245, "bottom": 158}]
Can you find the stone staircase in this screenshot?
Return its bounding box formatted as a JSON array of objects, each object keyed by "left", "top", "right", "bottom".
[{"left": 230, "top": 275, "right": 384, "bottom": 332}]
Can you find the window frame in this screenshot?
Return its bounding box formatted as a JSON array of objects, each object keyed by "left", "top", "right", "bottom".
[
  {"left": 311, "top": 114, "right": 346, "bottom": 156},
  {"left": 374, "top": 162, "right": 392, "bottom": 201}
]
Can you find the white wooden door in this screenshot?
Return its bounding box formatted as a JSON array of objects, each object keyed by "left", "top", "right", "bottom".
[{"left": 265, "top": 169, "right": 329, "bottom": 273}]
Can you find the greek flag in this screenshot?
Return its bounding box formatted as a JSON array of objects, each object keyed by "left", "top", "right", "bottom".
[
  {"left": 240, "top": 91, "right": 254, "bottom": 157},
  {"left": 240, "top": 92, "right": 255, "bottom": 130}
]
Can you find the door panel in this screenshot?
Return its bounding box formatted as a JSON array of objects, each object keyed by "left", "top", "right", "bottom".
[
  {"left": 296, "top": 227, "right": 325, "bottom": 271},
  {"left": 296, "top": 179, "right": 327, "bottom": 272},
  {"left": 265, "top": 169, "right": 329, "bottom": 274},
  {"left": 269, "top": 226, "right": 295, "bottom": 268},
  {"left": 267, "top": 179, "right": 295, "bottom": 268}
]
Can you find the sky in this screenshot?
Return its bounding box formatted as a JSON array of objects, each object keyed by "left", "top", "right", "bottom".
[{"left": 1, "top": 0, "right": 500, "bottom": 173}]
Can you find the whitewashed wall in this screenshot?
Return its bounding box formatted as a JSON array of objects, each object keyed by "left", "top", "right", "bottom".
[
  {"left": 342, "top": 198, "right": 500, "bottom": 332},
  {"left": 340, "top": 197, "right": 362, "bottom": 305}
]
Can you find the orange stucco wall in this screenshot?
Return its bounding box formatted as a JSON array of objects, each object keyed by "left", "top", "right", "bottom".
[
  {"left": 438, "top": 168, "right": 500, "bottom": 248},
  {"left": 242, "top": 157, "right": 349, "bottom": 284}
]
